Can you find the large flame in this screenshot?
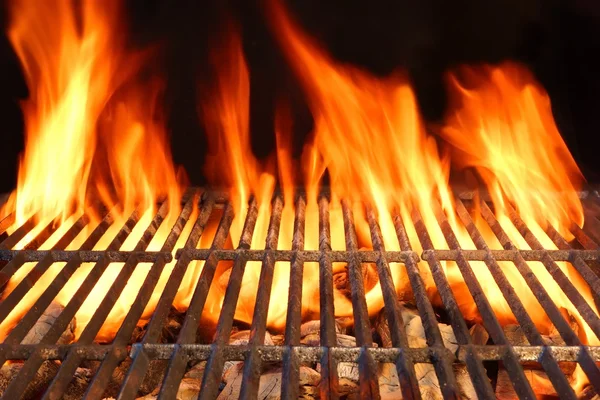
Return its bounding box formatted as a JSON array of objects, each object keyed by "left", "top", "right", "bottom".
[
  {"left": 442, "top": 63, "right": 597, "bottom": 390},
  {"left": 442, "top": 63, "right": 584, "bottom": 238},
  {"left": 0, "top": 0, "right": 184, "bottom": 341}
]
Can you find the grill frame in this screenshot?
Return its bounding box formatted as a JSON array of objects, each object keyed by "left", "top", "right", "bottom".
[{"left": 0, "top": 187, "right": 598, "bottom": 400}]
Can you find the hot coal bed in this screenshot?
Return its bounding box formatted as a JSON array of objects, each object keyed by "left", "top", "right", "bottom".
[{"left": 0, "top": 188, "right": 599, "bottom": 399}]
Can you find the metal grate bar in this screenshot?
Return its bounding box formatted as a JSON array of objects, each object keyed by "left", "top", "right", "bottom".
[
  {"left": 504, "top": 205, "right": 600, "bottom": 340},
  {"left": 21, "top": 218, "right": 64, "bottom": 251},
  {"left": 454, "top": 200, "right": 577, "bottom": 399},
  {"left": 340, "top": 200, "right": 380, "bottom": 399},
  {"left": 392, "top": 213, "right": 462, "bottom": 399},
  {"left": 239, "top": 196, "right": 284, "bottom": 400},
  {"left": 0, "top": 209, "right": 141, "bottom": 399},
  {"left": 0, "top": 208, "right": 117, "bottom": 345},
  {"left": 281, "top": 195, "right": 306, "bottom": 399},
  {"left": 479, "top": 201, "right": 600, "bottom": 394},
  {"left": 82, "top": 193, "right": 204, "bottom": 399},
  {"left": 198, "top": 198, "right": 259, "bottom": 400},
  {"left": 5, "top": 342, "right": 600, "bottom": 363},
  {"left": 118, "top": 194, "right": 216, "bottom": 400},
  {"left": 413, "top": 208, "right": 518, "bottom": 399},
  {"left": 42, "top": 198, "right": 175, "bottom": 400},
  {"left": 0, "top": 214, "right": 105, "bottom": 336},
  {"left": 0, "top": 215, "right": 37, "bottom": 250},
  {"left": 545, "top": 223, "right": 600, "bottom": 299},
  {"left": 0, "top": 214, "right": 14, "bottom": 236},
  {"left": 178, "top": 248, "right": 418, "bottom": 263},
  {"left": 430, "top": 203, "right": 536, "bottom": 399},
  {"left": 317, "top": 195, "right": 340, "bottom": 400},
  {"left": 365, "top": 207, "right": 420, "bottom": 399},
  {"left": 157, "top": 200, "right": 234, "bottom": 399}
]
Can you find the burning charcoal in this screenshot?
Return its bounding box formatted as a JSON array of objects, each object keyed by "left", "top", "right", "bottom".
[
  {"left": 502, "top": 321, "right": 578, "bottom": 374},
  {"left": 137, "top": 378, "right": 201, "bottom": 400},
  {"left": 0, "top": 361, "right": 59, "bottom": 399},
  {"left": 21, "top": 301, "right": 76, "bottom": 345},
  {"left": 184, "top": 361, "right": 206, "bottom": 381},
  {"left": 580, "top": 385, "right": 600, "bottom": 400},
  {"left": 62, "top": 367, "right": 95, "bottom": 400},
  {"left": 495, "top": 368, "right": 575, "bottom": 399},
  {"left": 217, "top": 364, "right": 320, "bottom": 400},
  {"left": 223, "top": 330, "right": 274, "bottom": 377},
  {"left": 338, "top": 378, "right": 359, "bottom": 398},
  {"left": 469, "top": 324, "right": 489, "bottom": 345},
  {"left": 332, "top": 258, "right": 378, "bottom": 299},
  {"left": 299, "top": 319, "right": 343, "bottom": 338},
  {"left": 372, "top": 304, "right": 477, "bottom": 400}
]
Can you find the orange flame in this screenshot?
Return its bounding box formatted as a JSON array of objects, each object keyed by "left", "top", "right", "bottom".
[
  {"left": 442, "top": 63, "right": 584, "bottom": 238},
  {"left": 442, "top": 63, "right": 597, "bottom": 390},
  {"left": 0, "top": 0, "right": 184, "bottom": 341}
]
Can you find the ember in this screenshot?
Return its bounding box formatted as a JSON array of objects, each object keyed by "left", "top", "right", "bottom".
[{"left": 0, "top": 0, "right": 598, "bottom": 398}]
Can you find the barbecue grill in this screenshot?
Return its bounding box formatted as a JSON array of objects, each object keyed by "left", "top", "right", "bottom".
[{"left": 0, "top": 187, "right": 599, "bottom": 400}]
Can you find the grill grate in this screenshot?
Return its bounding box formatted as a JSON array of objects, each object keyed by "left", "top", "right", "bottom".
[{"left": 0, "top": 188, "right": 599, "bottom": 399}]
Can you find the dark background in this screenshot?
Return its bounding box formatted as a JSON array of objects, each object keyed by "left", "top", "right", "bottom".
[{"left": 0, "top": 0, "right": 599, "bottom": 194}]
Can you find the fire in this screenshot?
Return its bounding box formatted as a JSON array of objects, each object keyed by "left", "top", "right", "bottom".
[
  {"left": 200, "top": 25, "right": 353, "bottom": 328},
  {"left": 0, "top": 0, "right": 184, "bottom": 341},
  {"left": 0, "top": 0, "right": 596, "bottom": 394},
  {"left": 442, "top": 63, "right": 597, "bottom": 389},
  {"left": 442, "top": 63, "right": 584, "bottom": 238}
]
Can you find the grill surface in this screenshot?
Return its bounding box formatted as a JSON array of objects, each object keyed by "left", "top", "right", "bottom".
[{"left": 0, "top": 187, "right": 599, "bottom": 400}]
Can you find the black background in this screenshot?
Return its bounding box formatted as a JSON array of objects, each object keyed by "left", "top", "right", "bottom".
[{"left": 0, "top": 0, "right": 599, "bottom": 194}]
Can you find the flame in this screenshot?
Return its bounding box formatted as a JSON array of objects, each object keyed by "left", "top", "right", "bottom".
[
  {"left": 0, "top": 0, "right": 184, "bottom": 341},
  {"left": 442, "top": 63, "right": 584, "bottom": 237},
  {"left": 442, "top": 63, "right": 597, "bottom": 390},
  {"left": 267, "top": 0, "right": 459, "bottom": 318}
]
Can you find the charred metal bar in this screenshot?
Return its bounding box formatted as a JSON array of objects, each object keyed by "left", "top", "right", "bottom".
[
  {"left": 317, "top": 195, "right": 340, "bottom": 400},
  {"left": 5, "top": 342, "right": 600, "bottom": 363},
  {"left": 0, "top": 213, "right": 14, "bottom": 236},
  {"left": 455, "top": 200, "right": 578, "bottom": 399},
  {"left": 429, "top": 203, "right": 544, "bottom": 399},
  {"left": 157, "top": 200, "right": 234, "bottom": 399},
  {"left": 0, "top": 249, "right": 172, "bottom": 262},
  {"left": 392, "top": 213, "right": 462, "bottom": 399},
  {"left": 1, "top": 209, "right": 141, "bottom": 399},
  {"left": 0, "top": 208, "right": 116, "bottom": 336},
  {"left": 340, "top": 200, "right": 380, "bottom": 399},
  {"left": 118, "top": 194, "right": 217, "bottom": 400},
  {"left": 0, "top": 215, "right": 37, "bottom": 250},
  {"left": 197, "top": 198, "right": 258, "bottom": 400},
  {"left": 415, "top": 208, "right": 519, "bottom": 398},
  {"left": 239, "top": 196, "right": 284, "bottom": 400},
  {"left": 365, "top": 207, "right": 421, "bottom": 400},
  {"left": 545, "top": 223, "right": 600, "bottom": 295},
  {"left": 178, "top": 248, "right": 414, "bottom": 263},
  {"left": 504, "top": 204, "right": 600, "bottom": 340},
  {"left": 420, "top": 249, "right": 599, "bottom": 262},
  {"left": 480, "top": 201, "right": 600, "bottom": 394},
  {"left": 22, "top": 219, "right": 64, "bottom": 251},
  {"left": 43, "top": 198, "right": 175, "bottom": 400},
  {"left": 281, "top": 195, "right": 306, "bottom": 399},
  {"left": 83, "top": 193, "right": 206, "bottom": 400}
]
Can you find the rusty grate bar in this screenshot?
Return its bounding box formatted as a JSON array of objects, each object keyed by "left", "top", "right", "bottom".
[
  {"left": 453, "top": 200, "right": 577, "bottom": 398},
  {"left": 118, "top": 193, "right": 217, "bottom": 400},
  {"left": 43, "top": 193, "right": 194, "bottom": 400},
  {"left": 317, "top": 195, "right": 340, "bottom": 399},
  {"left": 198, "top": 198, "right": 258, "bottom": 400},
  {"left": 365, "top": 206, "right": 422, "bottom": 399},
  {"left": 478, "top": 200, "right": 600, "bottom": 394},
  {"left": 0, "top": 188, "right": 598, "bottom": 400},
  {"left": 157, "top": 198, "right": 233, "bottom": 398},
  {"left": 280, "top": 195, "right": 306, "bottom": 399}
]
